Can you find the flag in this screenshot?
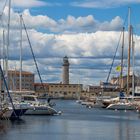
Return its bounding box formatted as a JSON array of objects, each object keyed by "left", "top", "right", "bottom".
[{"left": 116, "top": 65, "right": 121, "bottom": 72}]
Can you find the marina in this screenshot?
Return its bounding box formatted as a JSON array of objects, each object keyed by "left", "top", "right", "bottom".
[
  {"left": 1, "top": 100, "right": 140, "bottom": 140},
  {"left": 1, "top": 0, "right": 140, "bottom": 139}
]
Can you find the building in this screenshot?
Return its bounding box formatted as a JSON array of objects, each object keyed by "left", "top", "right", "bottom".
[
  {"left": 34, "top": 83, "right": 49, "bottom": 96},
  {"left": 100, "top": 82, "right": 120, "bottom": 91},
  {"left": 110, "top": 75, "right": 140, "bottom": 90},
  {"left": 87, "top": 85, "right": 102, "bottom": 95},
  {"left": 49, "top": 83, "right": 82, "bottom": 99},
  {"left": 62, "top": 56, "right": 70, "bottom": 84},
  {"left": 2, "top": 70, "right": 35, "bottom": 91},
  {"left": 80, "top": 90, "right": 96, "bottom": 99}
]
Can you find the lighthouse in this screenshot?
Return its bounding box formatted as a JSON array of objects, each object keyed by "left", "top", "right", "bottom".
[{"left": 62, "top": 56, "right": 69, "bottom": 84}]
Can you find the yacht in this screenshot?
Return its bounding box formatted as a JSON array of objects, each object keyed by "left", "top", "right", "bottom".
[
  {"left": 0, "top": 106, "right": 27, "bottom": 119},
  {"left": 21, "top": 95, "right": 58, "bottom": 115},
  {"left": 92, "top": 100, "right": 106, "bottom": 108},
  {"left": 107, "top": 100, "right": 136, "bottom": 110},
  {"left": 102, "top": 97, "right": 120, "bottom": 108},
  {"left": 0, "top": 96, "right": 27, "bottom": 120},
  {"left": 0, "top": 104, "right": 27, "bottom": 120},
  {"left": 0, "top": 108, "right": 13, "bottom": 119}
]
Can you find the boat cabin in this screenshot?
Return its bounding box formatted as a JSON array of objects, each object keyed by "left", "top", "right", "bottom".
[{"left": 21, "top": 95, "right": 39, "bottom": 104}]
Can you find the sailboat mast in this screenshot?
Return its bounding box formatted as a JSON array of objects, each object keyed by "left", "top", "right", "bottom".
[
  {"left": 120, "top": 27, "right": 125, "bottom": 89},
  {"left": 2, "top": 30, "right": 6, "bottom": 92},
  {"left": 6, "top": 0, "right": 11, "bottom": 87},
  {"left": 127, "top": 7, "right": 132, "bottom": 96},
  {"left": 132, "top": 27, "right": 135, "bottom": 97},
  {"left": 3, "top": 30, "right": 5, "bottom": 72},
  {"left": 19, "top": 14, "right": 22, "bottom": 91}
]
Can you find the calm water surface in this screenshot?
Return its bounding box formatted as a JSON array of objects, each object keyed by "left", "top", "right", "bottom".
[{"left": 0, "top": 100, "right": 140, "bottom": 140}]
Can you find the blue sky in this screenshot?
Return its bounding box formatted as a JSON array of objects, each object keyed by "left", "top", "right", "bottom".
[
  {"left": 12, "top": 0, "right": 140, "bottom": 34},
  {"left": 34, "top": 2, "right": 131, "bottom": 19},
  {"left": 1, "top": 0, "right": 140, "bottom": 85}
]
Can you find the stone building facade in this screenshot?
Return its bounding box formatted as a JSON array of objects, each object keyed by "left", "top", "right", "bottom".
[
  {"left": 2, "top": 70, "right": 35, "bottom": 91},
  {"left": 49, "top": 83, "right": 82, "bottom": 99}
]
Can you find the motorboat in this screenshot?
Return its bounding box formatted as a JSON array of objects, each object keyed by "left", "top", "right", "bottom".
[
  {"left": 107, "top": 101, "right": 136, "bottom": 110},
  {"left": 92, "top": 100, "right": 106, "bottom": 108},
  {"left": 102, "top": 97, "right": 120, "bottom": 108},
  {"left": 76, "top": 100, "right": 82, "bottom": 104},
  {"left": 21, "top": 95, "right": 58, "bottom": 115}
]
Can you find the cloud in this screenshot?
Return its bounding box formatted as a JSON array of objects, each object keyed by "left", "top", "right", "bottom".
[
  {"left": 0, "top": 0, "right": 61, "bottom": 9},
  {"left": 12, "top": 0, "right": 62, "bottom": 8},
  {"left": 1, "top": 7, "right": 140, "bottom": 85},
  {"left": 22, "top": 9, "right": 57, "bottom": 29},
  {"left": 1, "top": 7, "right": 124, "bottom": 34},
  {"left": 4, "top": 29, "right": 140, "bottom": 84},
  {"left": 71, "top": 0, "right": 140, "bottom": 8},
  {"left": 49, "top": 15, "right": 123, "bottom": 33},
  {"left": 11, "top": 9, "right": 123, "bottom": 33},
  {"left": 12, "top": 0, "right": 47, "bottom": 8}
]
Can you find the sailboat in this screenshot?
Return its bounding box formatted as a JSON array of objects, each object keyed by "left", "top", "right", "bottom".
[
  {"left": 18, "top": 15, "right": 59, "bottom": 115},
  {"left": 0, "top": 0, "right": 28, "bottom": 119},
  {"left": 107, "top": 8, "right": 136, "bottom": 111},
  {"left": 0, "top": 63, "right": 28, "bottom": 119}
]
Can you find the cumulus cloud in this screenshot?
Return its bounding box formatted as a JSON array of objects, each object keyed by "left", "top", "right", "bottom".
[
  {"left": 0, "top": 7, "right": 140, "bottom": 84},
  {"left": 0, "top": 0, "right": 47, "bottom": 11},
  {"left": 0, "top": 0, "right": 62, "bottom": 10},
  {"left": 3, "top": 29, "right": 140, "bottom": 84},
  {"left": 71, "top": 0, "right": 140, "bottom": 8},
  {"left": 12, "top": 0, "right": 47, "bottom": 8},
  {"left": 46, "top": 14, "right": 123, "bottom": 33},
  {"left": 22, "top": 9, "right": 57, "bottom": 29},
  {"left": 0, "top": 7, "right": 124, "bottom": 34}
]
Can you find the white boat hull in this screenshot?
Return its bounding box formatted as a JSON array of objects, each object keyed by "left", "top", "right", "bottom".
[
  {"left": 25, "top": 106, "right": 57, "bottom": 115},
  {"left": 107, "top": 103, "right": 136, "bottom": 110},
  {"left": 0, "top": 108, "right": 13, "bottom": 119}
]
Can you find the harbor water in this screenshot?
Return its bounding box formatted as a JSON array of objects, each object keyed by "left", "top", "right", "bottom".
[{"left": 0, "top": 100, "right": 140, "bottom": 140}]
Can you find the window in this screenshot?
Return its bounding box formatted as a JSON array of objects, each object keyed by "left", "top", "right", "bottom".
[
  {"left": 23, "top": 96, "right": 35, "bottom": 101},
  {"left": 64, "top": 92, "right": 67, "bottom": 95}
]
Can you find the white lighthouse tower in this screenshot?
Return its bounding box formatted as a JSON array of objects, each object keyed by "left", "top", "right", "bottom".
[{"left": 62, "top": 56, "right": 70, "bottom": 84}]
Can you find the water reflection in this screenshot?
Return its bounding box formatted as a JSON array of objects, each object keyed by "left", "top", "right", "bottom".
[
  {"left": 0, "top": 120, "right": 10, "bottom": 134},
  {"left": 0, "top": 100, "right": 140, "bottom": 140}
]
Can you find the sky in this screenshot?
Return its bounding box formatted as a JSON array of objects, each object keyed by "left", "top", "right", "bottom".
[{"left": 0, "top": 0, "right": 140, "bottom": 85}]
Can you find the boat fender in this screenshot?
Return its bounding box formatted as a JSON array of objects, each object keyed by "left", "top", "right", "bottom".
[
  {"left": 58, "top": 111, "right": 62, "bottom": 115},
  {"left": 88, "top": 106, "right": 91, "bottom": 109}
]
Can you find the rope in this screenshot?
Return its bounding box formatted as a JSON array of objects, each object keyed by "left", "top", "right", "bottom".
[{"left": 21, "top": 16, "right": 50, "bottom": 102}]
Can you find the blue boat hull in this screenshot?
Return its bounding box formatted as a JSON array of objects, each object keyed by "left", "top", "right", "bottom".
[{"left": 10, "top": 109, "right": 27, "bottom": 120}]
